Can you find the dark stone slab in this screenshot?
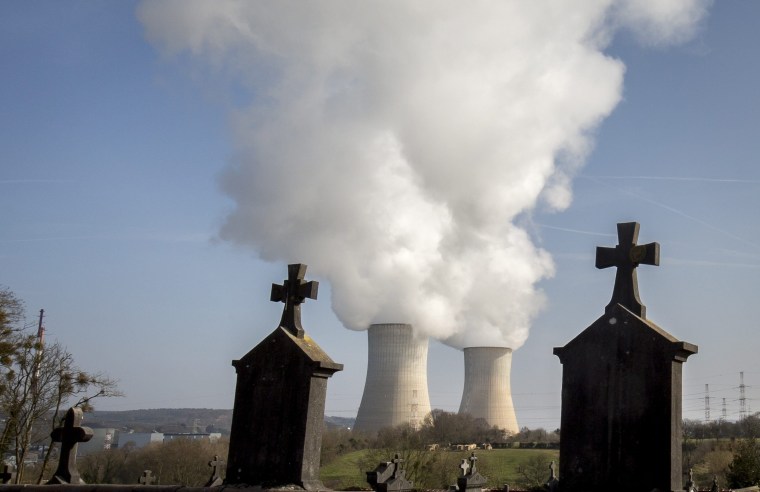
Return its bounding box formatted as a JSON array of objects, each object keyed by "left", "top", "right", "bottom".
[
  {"left": 226, "top": 264, "right": 343, "bottom": 490},
  {"left": 554, "top": 222, "right": 697, "bottom": 492}
]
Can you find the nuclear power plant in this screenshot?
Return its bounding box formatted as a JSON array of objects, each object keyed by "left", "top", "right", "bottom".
[
  {"left": 353, "top": 323, "right": 432, "bottom": 434},
  {"left": 458, "top": 346, "right": 519, "bottom": 434}
]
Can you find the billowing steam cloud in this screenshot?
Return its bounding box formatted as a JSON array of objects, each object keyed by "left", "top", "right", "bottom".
[{"left": 139, "top": 1, "right": 708, "bottom": 349}]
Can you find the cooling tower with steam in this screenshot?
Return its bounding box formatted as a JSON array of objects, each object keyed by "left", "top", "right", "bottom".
[
  {"left": 458, "top": 347, "right": 519, "bottom": 434},
  {"left": 353, "top": 324, "right": 432, "bottom": 434}
]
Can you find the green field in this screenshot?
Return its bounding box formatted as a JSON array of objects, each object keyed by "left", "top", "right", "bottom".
[{"left": 320, "top": 448, "right": 559, "bottom": 490}]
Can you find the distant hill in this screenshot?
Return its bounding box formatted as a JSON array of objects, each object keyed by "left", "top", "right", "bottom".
[
  {"left": 86, "top": 409, "right": 354, "bottom": 434},
  {"left": 325, "top": 416, "right": 355, "bottom": 429},
  {"left": 86, "top": 408, "right": 234, "bottom": 434}
]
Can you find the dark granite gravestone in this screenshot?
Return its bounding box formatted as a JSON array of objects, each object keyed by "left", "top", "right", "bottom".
[
  {"left": 46, "top": 407, "right": 94, "bottom": 485},
  {"left": 553, "top": 222, "right": 698, "bottom": 492},
  {"left": 226, "top": 264, "right": 343, "bottom": 490}
]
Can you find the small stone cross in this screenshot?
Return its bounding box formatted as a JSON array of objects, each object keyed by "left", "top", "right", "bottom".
[
  {"left": 391, "top": 453, "right": 404, "bottom": 478},
  {"left": 468, "top": 452, "right": 478, "bottom": 474},
  {"left": 205, "top": 455, "right": 225, "bottom": 486},
  {"left": 595, "top": 222, "right": 659, "bottom": 318},
  {"left": 546, "top": 461, "right": 559, "bottom": 492},
  {"left": 139, "top": 470, "right": 156, "bottom": 485},
  {"left": 270, "top": 263, "right": 319, "bottom": 338},
  {"left": 1, "top": 465, "right": 16, "bottom": 484},
  {"left": 47, "top": 407, "right": 94, "bottom": 484},
  {"left": 459, "top": 459, "right": 470, "bottom": 476}
]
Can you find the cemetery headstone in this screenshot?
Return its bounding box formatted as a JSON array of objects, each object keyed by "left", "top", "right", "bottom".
[
  {"left": 226, "top": 264, "right": 343, "bottom": 490},
  {"left": 457, "top": 452, "right": 487, "bottom": 492},
  {"left": 366, "top": 454, "right": 414, "bottom": 492},
  {"left": 205, "top": 455, "right": 225, "bottom": 487},
  {"left": 545, "top": 461, "right": 558, "bottom": 492},
  {"left": 554, "top": 222, "right": 697, "bottom": 492},
  {"left": 684, "top": 468, "right": 696, "bottom": 492},
  {"left": 46, "top": 406, "right": 94, "bottom": 485},
  {"left": 138, "top": 470, "right": 156, "bottom": 485}
]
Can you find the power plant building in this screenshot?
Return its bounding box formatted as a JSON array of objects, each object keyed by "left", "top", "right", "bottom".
[
  {"left": 353, "top": 323, "right": 432, "bottom": 434},
  {"left": 458, "top": 346, "right": 519, "bottom": 434}
]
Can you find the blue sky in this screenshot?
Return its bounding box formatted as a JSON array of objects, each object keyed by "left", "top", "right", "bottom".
[{"left": 1, "top": 1, "right": 758, "bottom": 430}]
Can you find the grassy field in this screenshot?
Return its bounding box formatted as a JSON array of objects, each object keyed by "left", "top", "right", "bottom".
[{"left": 320, "top": 448, "right": 559, "bottom": 490}]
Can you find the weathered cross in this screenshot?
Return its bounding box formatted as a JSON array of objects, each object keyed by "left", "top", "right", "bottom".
[
  {"left": 468, "top": 452, "right": 478, "bottom": 474},
  {"left": 270, "top": 263, "right": 319, "bottom": 338},
  {"left": 47, "top": 406, "right": 93, "bottom": 484},
  {"left": 391, "top": 454, "right": 404, "bottom": 478},
  {"left": 459, "top": 459, "right": 470, "bottom": 476},
  {"left": 595, "top": 222, "right": 659, "bottom": 318},
  {"left": 139, "top": 470, "right": 156, "bottom": 485},
  {"left": 206, "top": 455, "right": 225, "bottom": 486}
]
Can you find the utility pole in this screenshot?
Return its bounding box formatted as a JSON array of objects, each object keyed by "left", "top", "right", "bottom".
[
  {"left": 37, "top": 309, "right": 45, "bottom": 343},
  {"left": 704, "top": 384, "right": 710, "bottom": 422},
  {"left": 32, "top": 309, "right": 45, "bottom": 389},
  {"left": 740, "top": 372, "right": 747, "bottom": 421}
]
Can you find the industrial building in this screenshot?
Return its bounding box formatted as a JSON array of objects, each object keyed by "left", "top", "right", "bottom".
[{"left": 353, "top": 323, "right": 432, "bottom": 433}]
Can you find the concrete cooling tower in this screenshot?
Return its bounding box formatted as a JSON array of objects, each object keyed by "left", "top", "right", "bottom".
[
  {"left": 353, "top": 323, "right": 432, "bottom": 434},
  {"left": 458, "top": 346, "right": 519, "bottom": 434}
]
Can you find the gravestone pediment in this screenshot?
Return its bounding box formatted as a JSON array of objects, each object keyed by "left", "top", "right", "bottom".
[
  {"left": 554, "top": 303, "right": 697, "bottom": 364},
  {"left": 234, "top": 325, "right": 343, "bottom": 375}
]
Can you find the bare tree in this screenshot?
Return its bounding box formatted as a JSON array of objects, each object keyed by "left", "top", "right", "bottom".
[{"left": 0, "top": 288, "right": 122, "bottom": 484}]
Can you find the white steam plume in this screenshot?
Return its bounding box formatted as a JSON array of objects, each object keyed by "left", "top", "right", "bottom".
[{"left": 139, "top": 1, "right": 708, "bottom": 349}]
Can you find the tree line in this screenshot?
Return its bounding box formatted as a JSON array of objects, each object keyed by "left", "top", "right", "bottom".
[{"left": 682, "top": 414, "right": 760, "bottom": 489}]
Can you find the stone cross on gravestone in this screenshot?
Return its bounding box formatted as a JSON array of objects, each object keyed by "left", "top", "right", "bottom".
[
  {"left": 457, "top": 452, "right": 488, "bottom": 492},
  {"left": 554, "top": 221, "right": 697, "bottom": 492},
  {"left": 226, "top": 263, "right": 342, "bottom": 491},
  {"left": 468, "top": 453, "right": 478, "bottom": 474},
  {"left": 595, "top": 221, "right": 659, "bottom": 318},
  {"left": 139, "top": 470, "right": 156, "bottom": 485},
  {"left": 271, "top": 263, "right": 319, "bottom": 337},
  {"left": 46, "top": 407, "right": 93, "bottom": 484},
  {"left": 459, "top": 459, "right": 470, "bottom": 476},
  {"left": 205, "top": 455, "right": 225, "bottom": 487},
  {"left": 546, "top": 461, "right": 559, "bottom": 492},
  {"left": 391, "top": 454, "right": 404, "bottom": 478}
]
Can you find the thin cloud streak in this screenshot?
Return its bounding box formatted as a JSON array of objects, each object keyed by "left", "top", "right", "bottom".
[
  {"left": 585, "top": 176, "right": 760, "bottom": 250},
  {"left": 0, "top": 179, "right": 76, "bottom": 184},
  {"left": 581, "top": 175, "right": 760, "bottom": 184},
  {"left": 535, "top": 223, "right": 617, "bottom": 238},
  {"left": 0, "top": 231, "right": 210, "bottom": 244}
]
